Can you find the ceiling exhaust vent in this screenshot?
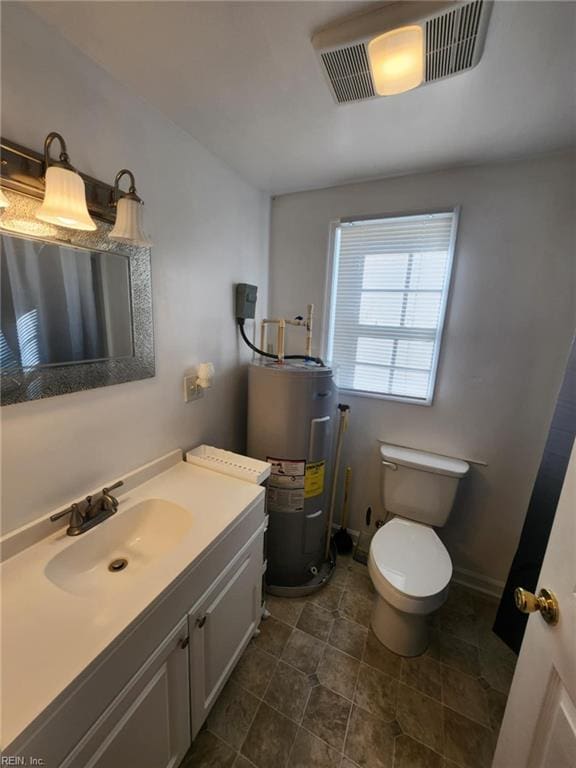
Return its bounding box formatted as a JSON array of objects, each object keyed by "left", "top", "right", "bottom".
[
  {"left": 320, "top": 44, "right": 376, "bottom": 103},
  {"left": 312, "top": 1, "right": 492, "bottom": 104},
  {"left": 425, "top": 0, "right": 485, "bottom": 82}
]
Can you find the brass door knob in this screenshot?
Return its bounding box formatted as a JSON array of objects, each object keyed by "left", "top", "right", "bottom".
[{"left": 514, "top": 587, "right": 559, "bottom": 625}]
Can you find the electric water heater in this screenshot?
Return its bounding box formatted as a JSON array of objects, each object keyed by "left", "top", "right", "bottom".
[{"left": 247, "top": 360, "right": 335, "bottom": 592}]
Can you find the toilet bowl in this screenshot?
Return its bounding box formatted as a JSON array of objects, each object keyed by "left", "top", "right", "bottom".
[
  {"left": 369, "top": 517, "right": 452, "bottom": 656},
  {"left": 369, "top": 444, "right": 469, "bottom": 656}
]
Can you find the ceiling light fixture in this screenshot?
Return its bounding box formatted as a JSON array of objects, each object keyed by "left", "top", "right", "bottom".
[
  {"left": 109, "top": 169, "right": 152, "bottom": 247},
  {"left": 35, "top": 132, "right": 97, "bottom": 231},
  {"left": 0, "top": 187, "right": 10, "bottom": 209},
  {"left": 312, "top": 0, "right": 492, "bottom": 104},
  {"left": 368, "top": 25, "right": 424, "bottom": 96}
]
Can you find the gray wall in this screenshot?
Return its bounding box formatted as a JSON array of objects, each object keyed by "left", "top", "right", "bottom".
[
  {"left": 0, "top": 4, "right": 270, "bottom": 534},
  {"left": 269, "top": 152, "right": 575, "bottom": 589}
]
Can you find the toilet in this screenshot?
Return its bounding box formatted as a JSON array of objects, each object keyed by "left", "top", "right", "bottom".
[{"left": 368, "top": 444, "right": 469, "bottom": 657}]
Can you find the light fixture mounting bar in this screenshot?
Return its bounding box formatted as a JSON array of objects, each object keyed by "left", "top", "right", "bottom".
[{"left": 0, "top": 136, "right": 115, "bottom": 224}]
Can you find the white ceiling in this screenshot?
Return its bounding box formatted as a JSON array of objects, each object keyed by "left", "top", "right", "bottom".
[{"left": 29, "top": 1, "right": 576, "bottom": 194}]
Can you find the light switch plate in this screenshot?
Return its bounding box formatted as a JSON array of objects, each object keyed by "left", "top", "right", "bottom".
[{"left": 184, "top": 374, "right": 203, "bottom": 403}]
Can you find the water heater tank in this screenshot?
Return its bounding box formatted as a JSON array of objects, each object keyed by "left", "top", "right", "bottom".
[{"left": 247, "top": 361, "right": 335, "bottom": 589}]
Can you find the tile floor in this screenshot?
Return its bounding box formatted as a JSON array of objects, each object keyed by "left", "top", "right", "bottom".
[{"left": 181, "top": 555, "right": 517, "bottom": 768}]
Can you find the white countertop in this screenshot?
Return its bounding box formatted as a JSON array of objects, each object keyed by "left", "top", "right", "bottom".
[{"left": 0, "top": 461, "right": 264, "bottom": 750}]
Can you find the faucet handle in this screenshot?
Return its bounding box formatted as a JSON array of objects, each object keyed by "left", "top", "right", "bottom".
[
  {"left": 101, "top": 480, "right": 124, "bottom": 512},
  {"left": 103, "top": 480, "right": 124, "bottom": 494},
  {"left": 50, "top": 502, "right": 83, "bottom": 523}
]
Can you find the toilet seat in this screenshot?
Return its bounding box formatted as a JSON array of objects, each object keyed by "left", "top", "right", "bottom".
[{"left": 368, "top": 518, "right": 452, "bottom": 615}]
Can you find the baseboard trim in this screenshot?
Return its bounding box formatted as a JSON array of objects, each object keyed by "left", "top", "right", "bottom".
[
  {"left": 331, "top": 524, "right": 360, "bottom": 544},
  {"left": 452, "top": 566, "right": 505, "bottom": 599}
]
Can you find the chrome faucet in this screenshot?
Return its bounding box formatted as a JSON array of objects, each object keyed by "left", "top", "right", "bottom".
[{"left": 50, "top": 480, "right": 124, "bottom": 536}]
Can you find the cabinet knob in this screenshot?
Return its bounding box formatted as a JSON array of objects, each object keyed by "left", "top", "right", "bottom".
[
  {"left": 196, "top": 615, "right": 207, "bottom": 628},
  {"left": 179, "top": 636, "right": 190, "bottom": 649}
]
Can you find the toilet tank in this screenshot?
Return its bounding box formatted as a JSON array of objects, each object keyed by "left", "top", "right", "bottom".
[{"left": 380, "top": 444, "right": 469, "bottom": 527}]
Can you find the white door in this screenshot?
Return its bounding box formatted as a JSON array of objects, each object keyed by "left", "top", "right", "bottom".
[
  {"left": 61, "top": 618, "right": 191, "bottom": 768},
  {"left": 189, "top": 534, "right": 263, "bottom": 737},
  {"left": 493, "top": 445, "right": 576, "bottom": 768}
]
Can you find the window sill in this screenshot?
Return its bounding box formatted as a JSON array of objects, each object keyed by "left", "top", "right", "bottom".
[{"left": 335, "top": 386, "right": 434, "bottom": 406}]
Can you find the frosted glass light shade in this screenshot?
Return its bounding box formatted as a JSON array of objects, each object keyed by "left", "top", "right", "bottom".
[
  {"left": 109, "top": 196, "right": 152, "bottom": 247},
  {"left": 36, "top": 166, "right": 96, "bottom": 230},
  {"left": 0, "top": 188, "right": 10, "bottom": 209},
  {"left": 368, "top": 25, "right": 424, "bottom": 96}
]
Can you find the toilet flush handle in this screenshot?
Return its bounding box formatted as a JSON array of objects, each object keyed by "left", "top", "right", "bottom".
[{"left": 381, "top": 460, "right": 398, "bottom": 471}]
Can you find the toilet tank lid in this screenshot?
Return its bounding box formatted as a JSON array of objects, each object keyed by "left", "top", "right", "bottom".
[{"left": 380, "top": 444, "right": 469, "bottom": 478}]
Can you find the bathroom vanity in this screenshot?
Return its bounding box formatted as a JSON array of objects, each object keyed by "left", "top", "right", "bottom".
[{"left": 0, "top": 451, "right": 266, "bottom": 767}]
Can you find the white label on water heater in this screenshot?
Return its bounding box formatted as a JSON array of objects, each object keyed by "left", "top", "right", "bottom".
[
  {"left": 268, "top": 458, "right": 306, "bottom": 478},
  {"left": 267, "top": 457, "right": 306, "bottom": 513}
]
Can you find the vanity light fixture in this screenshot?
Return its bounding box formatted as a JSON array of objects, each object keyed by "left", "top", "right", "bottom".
[
  {"left": 35, "top": 132, "right": 97, "bottom": 231},
  {"left": 0, "top": 187, "right": 10, "bottom": 208},
  {"left": 368, "top": 25, "right": 424, "bottom": 96},
  {"left": 109, "top": 169, "right": 152, "bottom": 247}
]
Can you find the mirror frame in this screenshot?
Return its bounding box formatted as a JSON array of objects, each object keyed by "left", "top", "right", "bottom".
[{"left": 0, "top": 190, "right": 154, "bottom": 406}]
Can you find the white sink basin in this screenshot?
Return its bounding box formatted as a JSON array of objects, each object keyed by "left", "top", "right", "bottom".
[{"left": 44, "top": 498, "right": 193, "bottom": 596}]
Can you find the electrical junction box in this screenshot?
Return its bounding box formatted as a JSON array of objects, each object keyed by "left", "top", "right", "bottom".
[{"left": 236, "top": 283, "right": 258, "bottom": 320}]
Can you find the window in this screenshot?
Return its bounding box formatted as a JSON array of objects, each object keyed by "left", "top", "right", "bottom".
[{"left": 325, "top": 210, "right": 458, "bottom": 404}]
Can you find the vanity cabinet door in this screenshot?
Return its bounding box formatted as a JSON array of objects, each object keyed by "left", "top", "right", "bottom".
[
  {"left": 189, "top": 531, "right": 263, "bottom": 736},
  {"left": 60, "top": 618, "right": 191, "bottom": 768}
]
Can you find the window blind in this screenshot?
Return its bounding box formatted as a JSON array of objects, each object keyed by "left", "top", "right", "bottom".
[{"left": 327, "top": 211, "right": 457, "bottom": 403}]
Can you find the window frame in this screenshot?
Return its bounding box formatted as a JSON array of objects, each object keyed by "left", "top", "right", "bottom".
[{"left": 322, "top": 207, "right": 460, "bottom": 406}]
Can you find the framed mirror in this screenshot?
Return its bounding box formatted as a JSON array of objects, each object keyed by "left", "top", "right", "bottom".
[{"left": 0, "top": 192, "right": 154, "bottom": 406}]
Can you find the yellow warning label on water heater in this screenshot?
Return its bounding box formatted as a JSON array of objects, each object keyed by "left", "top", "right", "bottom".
[{"left": 305, "top": 461, "right": 325, "bottom": 498}]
